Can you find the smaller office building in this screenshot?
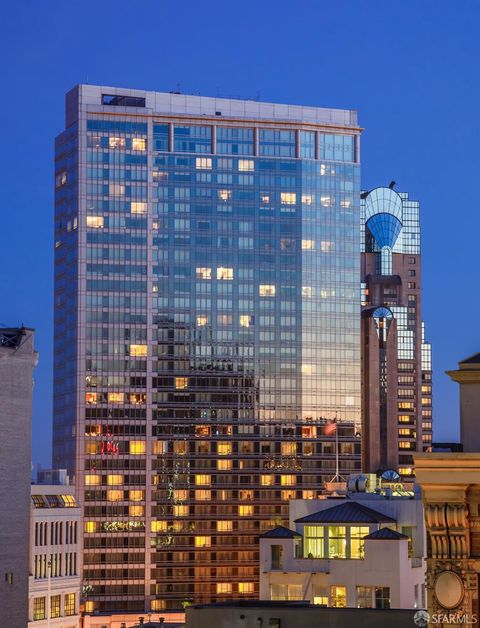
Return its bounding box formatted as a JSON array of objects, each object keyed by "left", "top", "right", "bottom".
[
  {"left": 29, "top": 484, "right": 81, "bottom": 627},
  {"left": 259, "top": 489, "right": 426, "bottom": 609}
]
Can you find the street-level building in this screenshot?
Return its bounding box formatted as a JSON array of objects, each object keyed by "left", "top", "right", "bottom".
[
  {"left": 29, "top": 484, "right": 81, "bottom": 627},
  {"left": 53, "top": 84, "right": 363, "bottom": 610},
  {"left": 259, "top": 486, "right": 426, "bottom": 609}
]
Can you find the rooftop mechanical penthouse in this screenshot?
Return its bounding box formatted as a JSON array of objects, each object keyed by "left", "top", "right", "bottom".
[{"left": 53, "top": 85, "right": 362, "bottom": 611}]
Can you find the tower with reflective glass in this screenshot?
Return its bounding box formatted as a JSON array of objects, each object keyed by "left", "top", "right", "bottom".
[
  {"left": 360, "top": 187, "right": 432, "bottom": 479},
  {"left": 53, "top": 85, "right": 362, "bottom": 611}
]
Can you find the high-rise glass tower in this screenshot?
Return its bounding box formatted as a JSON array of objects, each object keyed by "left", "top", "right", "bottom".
[
  {"left": 360, "top": 186, "right": 432, "bottom": 479},
  {"left": 53, "top": 85, "right": 362, "bottom": 611}
]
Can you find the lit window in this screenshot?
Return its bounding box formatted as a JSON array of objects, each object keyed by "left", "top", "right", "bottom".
[
  {"left": 195, "top": 536, "right": 211, "bottom": 547},
  {"left": 84, "top": 521, "right": 96, "bottom": 533},
  {"left": 196, "top": 267, "right": 212, "bottom": 280},
  {"left": 320, "top": 196, "right": 331, "bottom": 207},
  {"left": 238, "top": 581, "right": 254, "bottom": 594},
  {"left": 86, "top": 216, "right": 104, "bottom": 228},
  {"left": 131, "top": 202, "right": 147, "bottom": 214},
  {"left": 281, "top": 475, "right": 296, "bottom": 486},
  {"left": 217, "top": 520, "right": 233, "bottom": 532},
  {"left": 216, "top": 582, "right": 232, "bottom": 594},
  {"left": 331, "top": 585, "right": 347, "bottom": 608},
  {"left": 109, "top": 136, "right": 126, "bottom": 149},
  {"left": 302, "top": 239, "right": 315, "bottom": 250},
  {"left": 33, "top": 597, "right": 46, "bottom": 621},
  {"left": 175, "top": 377, "right": 188, "bottom": 389},
  {"left": 109, "top": 183, "right": 125, "bottom": 196},
  {"left": 328, "top": 526, "right": 346, "bottom": 558},
  {"left": 218, "top": 189, "right": 232, "bottom": 201},
  {"left": 240, "top": 315, "right": 253, "bottom": 327},
  {"left": 399, "top": 441, "right": 412, "bottom": 449},
  {"left": 64, "top": 593, "right": 76, "bottom": 616},
  {"left": 85, "top": 392, "right": 98, "bottom": 404},
  {"left": 174, "top": 441, "right": 187, "bottom": 455},
  {"left": 129, "top": 505, "right": 144, "bottom": 517},
  {"left": 152, "top": 441, "right": 167, "bottom": 455},
  {"left": 238, "top": 159, "right": 254, "bottom": 172},
  {"left": 174, "top": 489, "right": 188, "bottom": 501},
  {"left": 85, "top": 601, "right": 94, "bottom": 613},
  {"left": 151, "top": 521, "right": 168, "bottom": 532},
  {"left": 259, "top": 284, "right": 275, "bottom": 297},
  {"left": 196, "top": 315, "right": 209, "bottom": 326},
  {"left": 301, "top": 194, "right": 313, "bottom": 205},
  {"left": 106, "top": 474, "right": 123, "bottom": 486},
  {"left": 55, "top": 171, "right": 67, "bottom": 188},
  {"left": 399, "top": 467, "right": 413, "bottom": 475},
  {"left": 129, "top": 440, "right": 146, "bottom": 455},
  {"left": 217, "top": 442, "right": 232, "bottom": 456},
  {"left": 217, "top": 267, "right": 233, "bottom": 280},
  {"left": 132, "top": 137, "right": 146, "bottom": 151},
  {"left": 281, "top": 443, "right": 297, "bottom": 456},
  {"left": 196, "top": 157, "right": 212, "bottom": 170},
  {"left": 302, "top": 286, "right": 313, "bottom": 298},
  {"left": 260, "top": 474, "right": 275, "bottom": 486},
  {"left": 398, "top": 415, "right": 411, "bottom": 423},
  {"left": 261, "top": 194, "right": 270, "bottom": 204},
  {"left": 195, "top": 474, "right": 211, "bottom": 486},
  {"left": 108, "top": 392, "right": 124, "bottom": 403},
  {"left": 85, "top": 474, "right": 101, "bottom": 486},
  {"left": 301, "top": 364, "right": 316, "bottom": 375},
  {"left": 195, "top": 490, "right": 211, "bottom": 501},
  {"left": 303, "top": 490, "right": 315, "bottom": 499},
  {"left": 129, "top": 490, "right": 144, "bottom": 502},
  {"left": 350, "top": 526, "right": 369, "bottom": 559},
  {"left": 281, "top": 490, "right": 296, "bottom": 500},
  {"left": 50, "top": 595, "right": 61, "bottom": 618},
  {"left": 130, "top": 344, "right": 147, "bottom": 357},
  {"left": 239, "top": 505, "right": 253, "bottom": 516},
  {"left": 356, "top": 585, "right": 373, "bottom": 608},
  {"left": 173, "top": 505, "right": 189, "bottom": 517},
  {"left": 281, "top": 192, "right": 296, "bottom": 205},
  {"left": 107, "top": 490, "right": 123, "bottom": 502},
  {"left": 151, "top": 600, "right": 165, "bottom": 611}
]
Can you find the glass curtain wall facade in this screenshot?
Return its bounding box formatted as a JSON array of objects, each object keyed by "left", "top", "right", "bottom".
[
  {"left": 53, "top": 85, "right": 362, "bottom": 611},
  {"left": 360, "top": 188, "right": 432, "bottom": 479}
]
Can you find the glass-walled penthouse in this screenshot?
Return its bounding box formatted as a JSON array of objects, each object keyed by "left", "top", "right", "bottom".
[{"left": 53, "top": 85, "right": 362, "bottom": 611}]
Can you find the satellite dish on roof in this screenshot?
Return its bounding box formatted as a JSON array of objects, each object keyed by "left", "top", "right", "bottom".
[{"left": 381, "top": 469, "right": 401, "bottom": 482}]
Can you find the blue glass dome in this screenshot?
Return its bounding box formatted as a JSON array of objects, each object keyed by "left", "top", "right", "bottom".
[
  {"left": 365, "top": 187, "right": 403, "bottom": 249},
  {"left": 366, "top": 212, "right": 402, "bottom": 249},
  {"left": 372, "top": 306, "right": 393, "bottom": 320}
]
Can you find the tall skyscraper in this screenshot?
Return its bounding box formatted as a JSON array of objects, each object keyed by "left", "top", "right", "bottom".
[
  {"left": 0, "top": 327, "right": 37, "bottom": 627},
  {"left": 54, "top": 85, "right": 362, "bottom": 611},
  {"left": 360, "top": 186, "right": 432, "bottom": 479}
]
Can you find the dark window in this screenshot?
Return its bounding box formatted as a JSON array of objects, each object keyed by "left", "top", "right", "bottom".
[
  {"left": 375, "top": 586, "right": 391, "bottom": 608},
  {"left": 102, "top": 94, "right": 146, "bottom": 107}
]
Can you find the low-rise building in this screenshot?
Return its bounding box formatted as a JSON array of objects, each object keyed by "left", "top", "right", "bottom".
[
  {"left": 259, "top": 484, "right": 426, "bottom": 609},
  {"left": 29, "top": 484, "right": 81, "bottom": 627}
]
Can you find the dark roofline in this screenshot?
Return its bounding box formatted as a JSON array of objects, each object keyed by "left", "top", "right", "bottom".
[
  {"left": 294, "top": 501, "right": 396, "bottom": 524},
  {"left": 260, "top": 525, "right": 302, "bottom": 539}
]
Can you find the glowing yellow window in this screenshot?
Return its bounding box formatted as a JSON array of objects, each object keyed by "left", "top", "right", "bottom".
[
  {"left": 86, "top": 216, "right": 104, "bottom": 229},
  {"left": 107, "top": 490, "right": 123, "bottom": 502},
  {"left": 217, "top": 459, "right": 232, "bottom": 470},
  {"left": 302, "top": 286, "right": 313, "bottom": 298},
  {"left": 399, "top": 428, "right": 411, "bottom": 436},
  {"left": 132, "top": 137, "right": 146, "bottom": 151},
  {"left": 301, "top": 364, "right": 316, "bottom": 375},
  {"left": 281, "top": 442, "right": 297, "bottom": 456},
  {"left": 282, "top": 490, "right": 296, "bottom": 500},
  {"left": 239, "top": 505, "right": 253, "bottom": 517},
  {"left": 131, "top": 201, "right": 147, "bottom": 214},
  {"left": 399, "top": 467, "right": 413, "bottom": 475},
  {"left": 195, "top": 536, "right": 211, "bottom": 547},
  {"left": 84, "top": 521, "right": 96, "bottom": 533},
  {"left": 239, "top": 490, "right": 253, "bottom": 500},
  {"left": 398, "top": 415, "right": 411, "bottom": 423},
  {"left": 129, "top": 505, "right": 144, "bottom": 517},
  {"left": 196, "top": 267, "right": 212, "bottom": 280},
  {"left": 129, "top": 440, "right": 146, "bottom": 455},
  {"left": 173, "top": 505, "right": 189, "bottom": 517},
  {"left": 217, "top": 267, "right": 233, "bottom": 280},
  {"left": 108, "top": 392, "right": 124, "bottom": 403},
  {"left": 109, "top": 136, "right": 125, "bottom": 149},
  {"left": 195, "top": 474, "right": 211, "bottom": 486},
  {"left": 107, "top": 474, "right": 124, "bottom": 485},
  {"left": 129, "top": 490, "right": 144, "bottom": 502},
  {"left": 303, "top": 490, "right": 316, "bottom": 499},
  {"left": 260, "top": 475, "right": 275, "bottom": 486},
  {"left": 281, "top": 475, "right": 296, "bottom": 486},
  {"left": 172, "top": 521, "right": 183, "bottom": 532},
  {"left": 174, "top": 489, "right": 188, "bottom": 501},
  {"left": 85, "top": 392, "right": 98, "bottom": 404},
  {"left": 280, "top": 192, "right": 296, "bottom": 205},
  {"left": 399, "top": 441, "right": 412, "bottom": 449},
  {"left": 218, "top": 189, "right": 232, "bottom": 201},
  {"left": 130, "top": 344, "right": 147, "bottom": 357},
  {"left": 238, "top": 159, "right": 254, "bottom": 172},
  {"left": 85, "top": 474, "right": 101, "bottom": 486},
  {"left": 301, "top": 239, "right": 315, "bottom": 250},
  {"left": 239, "top": 582, "right": 254, "bottom": 594},
  {"left": 174, "top": 441, "right": 187, "bottom": 455},
  {"left": 195, "top": 490, "right": 211, "bottom": 501},
  {"left": 85, "top": 442, "right": 98, "bottom": 455},
  {"left": 151, "top": 521, "right": 168, "bottom": 533},
  {"left": 217, "top": 520, "right": 233, "bottom": 532},
  {"left": 151, "top": 600, "right": 165, "bottom": 611},
  {"left": 196, "top": 315, "right": 209, "bottom": 326},
  {"left": 175, "top": 377, "right": 188, "bottom": 389},
  {"left": 196, "top": 157, "right": 212, "bottom": 170},
  {"left": 301, "top": 194, "right": 314, "bottom": 205},
  {"left": 259, "top": 284, "right": 275, "bottom": 297},
  {"left": 152, "top": 441, "right": 167, "bottom": 455},
  {"left": 240, "top": 315, "right": 253, "bottom": 327},
  {"left": 217, "top": 442, "right": 232, "bottom": 456},
  {"left": 216, "top": 582, "right": 232, "bottom": 594},
  {"left": 85, "top": 601, "right": 94, "bottom": 613}
]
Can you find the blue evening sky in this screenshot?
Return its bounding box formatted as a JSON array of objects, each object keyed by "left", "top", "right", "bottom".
[{"left": 1, "top": 0, "right": 477, "bottom": 469}]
